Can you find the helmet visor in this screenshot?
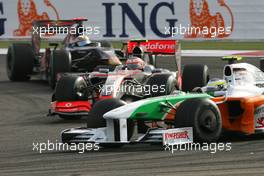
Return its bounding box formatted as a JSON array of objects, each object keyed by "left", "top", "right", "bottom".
[
  {"left": 77, "top": 39, "right": 91, "bottom": 47},
  {"left": 127, "top": 63, "right": 142, "bottom": 70}
]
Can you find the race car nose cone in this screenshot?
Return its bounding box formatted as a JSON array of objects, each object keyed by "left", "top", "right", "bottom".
[{"left": 103, "top": 99, "right": 147, "bottom": 119}]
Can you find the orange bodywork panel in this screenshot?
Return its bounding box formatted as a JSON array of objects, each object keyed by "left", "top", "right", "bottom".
[{"left": 212, "top": 96, "right": 264, "bottom": 134}]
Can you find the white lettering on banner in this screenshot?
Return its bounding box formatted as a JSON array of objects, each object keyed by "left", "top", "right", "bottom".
[
  {"left": 145, "top": 43, "right": 174, "bottom": 50},
  {"left": 0, "top": 1, "right": 6, "bottom": 36},
  {"left": 1, "top": 0, "right": 264, "bottom": 40}
]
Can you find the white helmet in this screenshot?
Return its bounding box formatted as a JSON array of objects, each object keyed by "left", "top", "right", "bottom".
[{"left": 73, "top": 35, "right": 91, "bottom": 47}]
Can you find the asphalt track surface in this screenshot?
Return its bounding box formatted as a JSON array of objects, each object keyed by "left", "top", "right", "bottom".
[{"left": 0, "top": 54, "right": 264, "bottom": 176}]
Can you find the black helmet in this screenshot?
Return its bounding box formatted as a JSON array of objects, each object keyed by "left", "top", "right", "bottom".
[{"left": 132, "top": 46, "right": 144, "bottom": 59}]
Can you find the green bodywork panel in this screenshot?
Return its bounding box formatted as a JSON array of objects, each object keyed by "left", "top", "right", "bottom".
[{"left": 130, "top": 93, "right": 211, "bottom": 121}]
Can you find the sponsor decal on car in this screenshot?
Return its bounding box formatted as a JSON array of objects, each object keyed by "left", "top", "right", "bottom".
[
  {"left": 127, "top": 40, "right": 177, "bottom": 54},
  {"left": 163, "top": 127, "right": 193, "bottom": 146},
  {"left": 254, "top": 105, "right": 264, "bottom": 129},
  {"left": 65, "top": 103, "right": 72, "bottom": 107}
]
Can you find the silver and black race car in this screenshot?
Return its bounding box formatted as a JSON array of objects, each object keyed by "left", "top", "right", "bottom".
[{"left": 49, "top": 40, "right": 209, "bottom": 119}]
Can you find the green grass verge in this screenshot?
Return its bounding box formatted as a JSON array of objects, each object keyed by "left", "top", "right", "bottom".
[
  {"left": 1, "top": 40, "right": 264, "bottom": 50},
  {"left": 180, "top": 41, "right": 264, "bottom": 50}
]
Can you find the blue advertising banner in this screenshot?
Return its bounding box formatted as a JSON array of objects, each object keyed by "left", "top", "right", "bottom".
[{"left": 0, "top": 0, "right": 264, "bottom": 40}]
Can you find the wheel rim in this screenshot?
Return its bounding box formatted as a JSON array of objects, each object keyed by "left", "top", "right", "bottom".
[{"left": 199, "top": 109, "right": 217, "bottom": 133}]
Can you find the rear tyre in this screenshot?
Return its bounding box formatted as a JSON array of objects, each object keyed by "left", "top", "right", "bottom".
[
  {"left": 87, "top": 98, "right": 125, "bottom": 128},
  {"left": 145, "top": 73, "right": 176, "bottom": 97},
  {"left": 6, "top": 43, "right": 34, "bottom": 81},
  {"left": 260, "top": 59, "right": 264, "bottom": 72},
  {"left": 182, "top": 64, "right": 209, "bottom": 92},
  {"left": 174, "top": 98, "right": 222, "bottom": 143},
  {"left": 87, "top": 98, "right": 134, "bottom": 148},
  {"left": 49, "top": 49, "right": 71, "bottom": 89}
]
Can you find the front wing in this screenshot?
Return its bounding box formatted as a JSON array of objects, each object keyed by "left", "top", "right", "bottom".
[{"left": 61, "top": 119, "right": 193, "bottom": 145}]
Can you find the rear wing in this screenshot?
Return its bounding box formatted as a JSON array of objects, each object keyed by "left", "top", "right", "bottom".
[
  {"left": 127, "top": 40, "right": 179, "bottom": 55},
  {"left": 222, "top": 55, "right": 243, "bottom": 64},
  {"left": 127, "top": 40, "right": 182, "bottom": 89},
  {"left": 31, "top": 18, "right": 88, "bottom": 55}
]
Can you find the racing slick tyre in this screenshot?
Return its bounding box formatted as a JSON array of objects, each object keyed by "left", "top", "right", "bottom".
[
  {"left": 145, "top": 73, "right": 176, "bottom": 97},
  {"left": 6, "top": 43, "right": 34, "bottom": 81},
  {"left": 49, "top": 49, "right": 71, "bottom": 89},
  {"left": 174, "top": 98, "right": 222, "bottom": 143},
  {"left": 87, "top": 98, "right": 134, "bottom": 148},
  {"left": 260, "top": 59, "right": 264, "bottom": 72},
  {"left": 54, "top": 75, "right": 88, "bottom": 120},
  {"left": 182, "top": 64, "right": 209, "bottom": 92},
  {"left": 54, "top": 75, "right": 88, "bottom": 101}
]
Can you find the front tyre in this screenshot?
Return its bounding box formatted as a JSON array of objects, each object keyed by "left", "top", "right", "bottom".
[
  {"left": 174, "top": 98, "right": 222, "bottom": 143},
  {"left": 87, "top": 98, "right": 134, "bottom": 148},
  {"left": 54, "top": 75, "right": 88, "bottom": 101}
]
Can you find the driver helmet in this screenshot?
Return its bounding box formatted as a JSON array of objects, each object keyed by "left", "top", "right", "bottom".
[
  {"left": 206, "top": 78, "right": 227, "bottom": 91},
  {"left": 125, "top": 57, "right": 145, "bottom": 70},
  {"left": 132, "top": 46, "right": 144, "bottom": 59},
  {"left": 71, "top": 35, "right": 92, "bottom": 47}
]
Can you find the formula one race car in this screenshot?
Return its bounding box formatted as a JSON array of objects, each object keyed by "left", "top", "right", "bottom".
[
  {"left": 49, "top": 40, "right": 209, "bottom": 119},
  {"left": 6, "top": 18, "right": 121, "bottom": 88},
  {"left": 61, "top": 56, "right": 264, "bottom": 147}
]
